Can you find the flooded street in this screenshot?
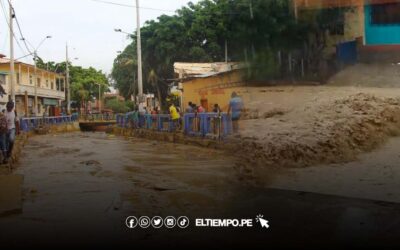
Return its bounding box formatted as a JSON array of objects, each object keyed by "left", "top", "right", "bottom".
[
  {"left": 18, "top": 131, "right": 239, "bottom": 215},
  {"left": 1, "top": 132, "right": 400, "bottom": 248},
  {"left": 0, "top": 132, "right": 246, "bottom": 246}
]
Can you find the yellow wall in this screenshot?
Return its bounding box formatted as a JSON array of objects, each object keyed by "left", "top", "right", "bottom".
[
  {"left": 182, "top": 70, "right": 245, "bottom": 112},
  {"left": 0, "top": 63, "right": 64, "bottom": 90},
  {"left": 323, "top": 4, "right": 365, "bottom": 57},
  {"left": 0, "top": 63, "right": 65, "bottom": 116}
]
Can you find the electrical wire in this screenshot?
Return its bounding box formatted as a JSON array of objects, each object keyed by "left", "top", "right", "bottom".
[
  {"left": 90, "top": 0, "right": 176, "bottom": 12},
  {"left": 0, "top": 0, "right": 28, "bottom": 56},
  {"left": 89, "top": 0, "right": 250, "bottom": 15},
  {"left": 6, "top": 0, "right": 33, "bottom": 55}
]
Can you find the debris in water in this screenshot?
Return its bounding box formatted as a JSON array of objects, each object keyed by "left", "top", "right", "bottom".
[{"left": 80, "top": 160, "right": 101, "bottom": 166}]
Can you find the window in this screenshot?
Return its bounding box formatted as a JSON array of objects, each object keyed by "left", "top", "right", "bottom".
[
  {"left": 46, "top": 79, "right": 49, "bottom": 88},
  {"left": 60, "top": 79, "right": 65, "bottom": 91},
  {"left": 0, "top": 75, "right": 5, "bottom": 85},
  {"left": 371, "top": 3, "right": 400, "bottom": 25},
  {"left": 51, "top": 81, "right": 54, "bottom": 90},
  {"left": 37, "top": 78, "right": 41, "bottom": 87},
  {"left": 30, "top": 75, "right": 33, "bottom": 85},
  {"left": 16, "top": 73, "right": 20, "bottom": 84},
  {"left": 56, "top": 78, "right": 60, "bottom": 90}
]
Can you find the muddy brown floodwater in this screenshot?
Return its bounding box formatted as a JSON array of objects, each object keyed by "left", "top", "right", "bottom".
[
  {"left": 1, "top": 132, "right": 400, "bottom": 248},
  {"left": 0, "top": 132, "right": 248, "bottom": 246}
]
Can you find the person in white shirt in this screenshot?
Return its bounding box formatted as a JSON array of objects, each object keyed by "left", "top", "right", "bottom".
[{"left": 4, "top": 101, "right": 17, "bottom": 163}]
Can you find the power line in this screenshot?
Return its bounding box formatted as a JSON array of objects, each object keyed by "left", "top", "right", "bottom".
[
  {"left": 90, "top": 0, "right": 252, "bottom": 16},
  {"left": 13, "top": 12, "right": 33, "bottom": 54},
  {"left": 6, "top": 0, "right": 33, "bottom": 55},
  {"left": 90, "top": 0, "right": 176, "bottom": 12},
  {"left": 0, "top": 0, "right": 28, "bottom": 56}
]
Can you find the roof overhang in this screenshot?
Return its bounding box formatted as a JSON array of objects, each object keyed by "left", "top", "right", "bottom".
[{"left": 0, "top": 62, "right": 65, "bottom": 77}]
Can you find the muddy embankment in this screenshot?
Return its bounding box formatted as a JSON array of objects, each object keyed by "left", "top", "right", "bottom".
[
  {"left": 0, "top": 122, "right": 80, "bottom": 173},
  {"left": 233, "top": 93, "right": 400, "bottom": 182}
]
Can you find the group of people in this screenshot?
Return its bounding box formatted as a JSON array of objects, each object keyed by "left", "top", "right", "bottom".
[
  {"left": 184, "top": 102, "right": 206, "bottom": 114},
  {"left": 126, "top": 91, "right": 244, "bottom": 133},
  {"left": 0, "top": 101, "right": 18, "bottom": 164},
  {"left": 169, "top": 91, "right": 244, "bottom": 133},
  {"left": 127, "top": 105, "right": 161, "bottom": 129}
]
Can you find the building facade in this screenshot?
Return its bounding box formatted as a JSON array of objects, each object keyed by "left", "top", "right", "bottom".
[
  {"left": 0, "top": 57, "right": 66, "bottom": 116},
  {"left": 295, "top": 0, "right": 400, "bottom": 63},
  {"left": 180, "top": 70, "right": 245, "bottom": 112},
  {"left": 295, "top": 0, "right": 400, "bottom": 46},
  {"left": 175, "top": 62, "right": 246, "bottom": 112}
]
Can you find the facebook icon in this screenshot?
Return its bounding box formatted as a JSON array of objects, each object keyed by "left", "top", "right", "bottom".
[{"left": 125, "top": 216, "right": 138, "bottom": 229}]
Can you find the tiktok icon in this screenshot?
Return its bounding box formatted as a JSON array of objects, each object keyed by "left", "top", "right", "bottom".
[{"left": 177, "top": 216, "right": 190, "bottom": 228}]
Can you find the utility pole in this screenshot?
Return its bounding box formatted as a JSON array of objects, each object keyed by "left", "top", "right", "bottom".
[
  {"left": 66, "top": 43, "right": 70, "bottom": 114},
  {"left": 249, "top": 0, "right": 255, "bottom": 58},
  {"left": 30, "top": 36, "right": 51, "bottom": 116},
  {"left": 249, "top": 0, "right": 254, "bottom": 19},
  {"left": 9, "top": 1, "right": 15, "bottom": 103},
  {"left": 136, "top": 0, "right": 143, "bottom": 101},
  {"left": 225, "top": 39, "right": 228, "bottom": 63},
  {"left": 34, "top": 51, "right": 38, "bottom": 116},
  {"left": 132, "top": 72, "right": 136, "bottom": 103},
  {"left": 98, "top": 83, "right": 101, "bottom": 114}
]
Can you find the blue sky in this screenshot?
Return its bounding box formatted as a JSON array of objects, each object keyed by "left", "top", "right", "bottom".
[{"left": 0, "top": 0, "right": 198, "bottom": 74}]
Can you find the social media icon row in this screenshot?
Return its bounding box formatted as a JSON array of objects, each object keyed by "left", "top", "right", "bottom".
[{"left": 126, "top": 216, "right": 189, "bottom": 229}]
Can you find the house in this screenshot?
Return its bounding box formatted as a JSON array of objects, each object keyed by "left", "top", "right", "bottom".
[
  {"left": 295, "top": 0, "right": 400, "bottom": 61},
  {"left": 174, "top": 62, "right": 246, "bottom": 112},
  {"left": 0, "top": 55, "right": 66, "bottom": 116}
]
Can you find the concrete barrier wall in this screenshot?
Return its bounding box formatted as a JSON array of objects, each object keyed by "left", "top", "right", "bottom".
[{"left": 112, "top": 127, "right": 237, "bottom": 151}]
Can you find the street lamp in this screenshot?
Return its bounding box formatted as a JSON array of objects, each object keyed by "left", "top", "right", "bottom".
[
  {"left": 115, "top": 28, "right": 136, "bottom": 104},
  {"left": 114, "top": 23, "right": 143, "bottom": 105},
  {"left": 22, "top": 35, "right": 52, "bottom": 116},
  {"left": 65, "top": 45, "right": 79, "bottom": 115},
  {"left": 114, "top": 28, "right": 133, "bottom": 36}
]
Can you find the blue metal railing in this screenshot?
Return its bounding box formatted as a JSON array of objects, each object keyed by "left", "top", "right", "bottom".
[
  {"left": 116, "top": 112, "right": 232, "bottom": 138},
  {"left": 184, "top": 112, "right": 232, "bottom": 138},
  {"left": 116, "top": 113, "right": 176, "bottom": 132},
  {"left": 20, "top": 114, "right": 78, "bottom": 132}
]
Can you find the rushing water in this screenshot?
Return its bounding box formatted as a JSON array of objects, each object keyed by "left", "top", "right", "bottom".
[
  {"left": 2, "top": 132, "right": 400, "bottom": 247},
  {"left": 0, "top": 132, "right": 246, "bottom": 246}
]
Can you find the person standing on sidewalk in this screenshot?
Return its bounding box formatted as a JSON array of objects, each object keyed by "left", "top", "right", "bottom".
[{"left": 4, "top": 101, "right": 17, "bottom": 163}]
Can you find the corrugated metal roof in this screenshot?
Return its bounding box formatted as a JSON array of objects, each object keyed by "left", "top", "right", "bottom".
[
  {"left": 174, "top": 62, "right": 246, "bottom": 79},
  {"left": 0, "top": 58, "right": 11, "bottom": 64}
]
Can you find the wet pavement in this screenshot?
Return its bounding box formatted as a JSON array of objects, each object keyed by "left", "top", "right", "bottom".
[{"left": 0, "top": 132, "right": 400, "bottom": 248}]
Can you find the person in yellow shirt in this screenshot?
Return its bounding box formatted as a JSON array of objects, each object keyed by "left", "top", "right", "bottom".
[{"left": 169, "top": 103, "right": 181, "bottom": 131}]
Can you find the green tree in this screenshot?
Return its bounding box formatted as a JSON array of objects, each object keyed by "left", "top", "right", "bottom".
[
  {"left": 36, "top": 60, "right": 109, "bottom": 109},
  {"left": 112, "top": 0, "right": 343, "bottom": 99}
]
